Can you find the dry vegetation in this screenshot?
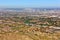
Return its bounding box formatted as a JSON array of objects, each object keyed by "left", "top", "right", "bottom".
[{"left": 0, "top": 17, "right": 60, "bottom": 40}]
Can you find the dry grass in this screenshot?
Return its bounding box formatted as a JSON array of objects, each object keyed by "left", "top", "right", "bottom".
[
  {"left": 0, "top": 17, "right": 60, "bottom": 40},
  {"left": 0, "top": 33, "right": 33, "bottom": 40}
]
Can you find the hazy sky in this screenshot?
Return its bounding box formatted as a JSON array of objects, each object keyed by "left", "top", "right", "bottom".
[{"left": 0, "top": 0, "right": 60, "bottom": 8}]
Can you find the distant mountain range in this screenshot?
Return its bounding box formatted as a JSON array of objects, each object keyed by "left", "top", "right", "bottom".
[{"left": 0, "top": 8, "right": 60, "bottom": 11}]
